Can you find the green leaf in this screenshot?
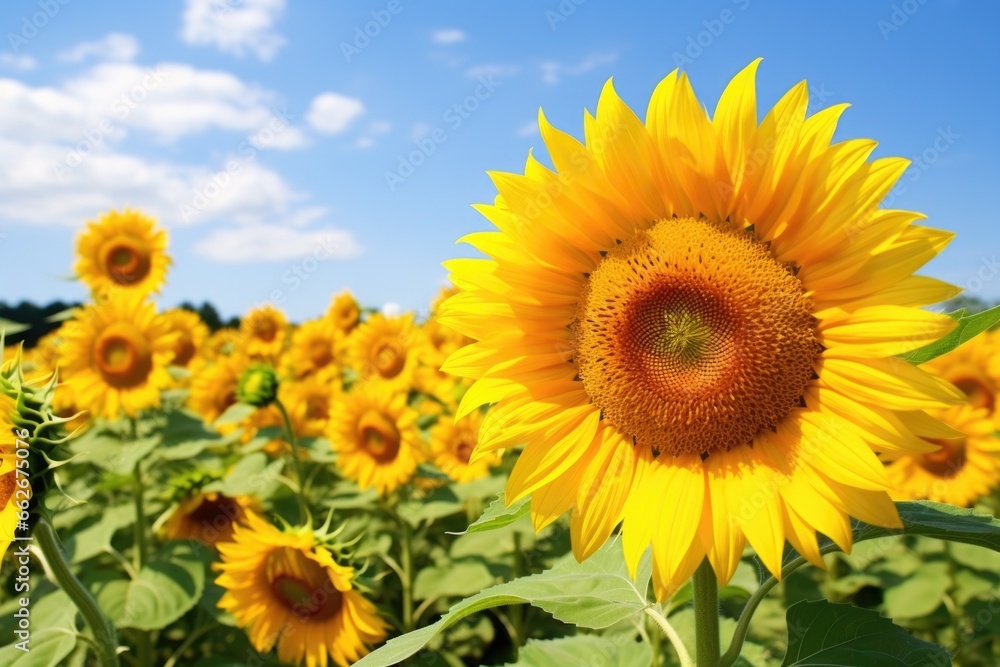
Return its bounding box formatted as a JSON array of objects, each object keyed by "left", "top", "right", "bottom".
[
  {"left": 214, "top": 402, "right": 257, "bottom": 427},
  {"left": 206, "top": 452, "right": 283, "bottom": 497},
  {"left": 414, "top": 558, "right": 506, "bottom": 600},
  {"left": 856, "top": 501, "right": 1000, "bottom": 551},
  {"left": 903, "top": 304, "right": 1000, "bottom": 365},
  {"left": 353, "top": 537, "right": 652, "bottom": 667},
  {"left": 501, "top": 636, "right": 652, "bottom": 666},
  {"left": 0, "top": 591, "right": 79, "bottom": 667},
  {"left": 453, "top": 493, "right": 530, "bottom": 535},
  {"left": 881, "top": 561, "right": 949, "bottom": 620},
  {"left": 781, "top": 600, "right": 949, "bottom": 666},
  {"left": 68, "top": 427, "right": 159, "bottom": 475},
  {"left": 122, "top": 541, "right": 208, "bottom": 631},
  {"left": 60, "top": 504, "right": 135, "bottom": 564}
]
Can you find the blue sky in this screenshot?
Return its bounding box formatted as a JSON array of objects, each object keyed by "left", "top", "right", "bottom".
[{"left": 2, "top": 0, "right": 998, "bottom": 320}]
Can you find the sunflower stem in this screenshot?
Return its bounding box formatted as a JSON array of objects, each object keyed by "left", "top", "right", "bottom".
[
  {"left": 692, "top": 559, "right": 720, "bottom": 667},
  {"left": 400, "top": 517, "right": 415, "bottom": 632},
  {"left": 275, "top": 398, "right": 310, "bottom": 524},
  {"left": 131, "top": 461, "right": 147, "bottom": 572},
  {"left": 35, "top": 517, "right": 120, "bottom": 667}
]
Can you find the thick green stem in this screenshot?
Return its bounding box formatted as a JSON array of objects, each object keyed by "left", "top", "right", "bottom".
[
  {"left": 692, "top": 559, "right": 720, "bottom": 667},
  {"left": 35, "top": 518, "right": 119, "bottom": 667},
  {"left": 275, "top": 399, "right": 310, "bottom": 524},
  {"left": 131, "top": 460, "right": 147, "bottom": 572},
  {"left": 400, "top": 519, "right": 415, "bottom": 632}
]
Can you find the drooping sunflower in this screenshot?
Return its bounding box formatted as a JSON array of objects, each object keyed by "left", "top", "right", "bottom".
[
  {"left": 347, "top": 313, "right": 423, "bottom": 392},
  {"left": 75, "top": 209, "right": 170, "bottom": 296},
  {"left": 279, "top": 376, "right": 338, "bottom": 438},
  {"left": 216, "top": 513, "right": 388, "bottom": 667},
  {"left": 327, "top": 291, "right": 361, "bottom": 334},
  {"left": 282, "top": 317, "right": 343, "bottom": 381},
  {"left": 924, "top": 329, "right": 1000, "bottom": 426},
  {"left": 59, "top": 294, "right": 177, "bottom": 419},
  {"left": 887, "top": 404, "right": 1000, "bottom": 507},
  {"left": 328, "top": 386, "right": 423, "bottom": 495},
  {"left": 239, "top": 305, "right": 288, "bottom": 360},
  {"left": 439, "top": 60, "right": 965, "bottom": 597},
  {"left": 162, "top": 308, "right": 210, "bottom": 370},
  {"left": 430, "top": 409, "right": 500, "bottom": 483},
  {"left": 163, "top": 492, "right": 258, "bottom": 546}
]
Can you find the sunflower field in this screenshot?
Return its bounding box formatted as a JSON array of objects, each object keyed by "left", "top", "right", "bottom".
[{"left": 4, "top": 60, "right": 1000, "bottom": 667}]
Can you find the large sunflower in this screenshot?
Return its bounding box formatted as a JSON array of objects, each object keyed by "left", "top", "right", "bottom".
[
  {"left": 347, "top": 313, "right": 423, "bottom": 392},
  {"left": 439, "top": 60, "right": 964, "bottom": 598},
  {"left": 328, "top": 386, "right": 423, "bottom": 495},
  {"left": 59, "top": 294, "right": 177, "bottom": 419},
  {"left": 887, "top": 404, "right": 1000, "bottom": 507},
  {"left": 216, "top": 513, "right": 388, "bottom": 667},
  {"left": 75, "top": 209, "right": 170, "bottom": 296}
]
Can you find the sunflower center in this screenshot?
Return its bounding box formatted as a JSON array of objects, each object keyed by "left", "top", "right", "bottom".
[
  {"left": 306, "top": 395, "right": 329, "bottom": 421},
  {"left": 307, "top": 338, "right": 334, "bottom": 368},
  {"left": 188, "top": 495, "right": 241, "bottom": 528},
  {"left": 919, "top": 437, "right": 967, "bottom": 478},
  {"left": 100, "top": 236, "right": 151, "bottom": 286},
  {"left": 0, "top": 471, "right": 15, "bottom": 510},
  {"left": 951, "top": 371, "right": 995, "bottom": 413},
  {"left": 357, "top": 409, "right": 401, "bottom": 462},
  {"left": 266, "top": 547, "right": 343, "bottom": 621},
  {"left": 454, "top": 439, "right": 474, "bottom": 464},
  {"left": 372, "top": 341, "right": 405, "bottom": 379},
  {"left": 572, "top": 217, "right": 819, "bottom": 457},
  {"left": 253, "top": 318, "right": 278, "bottom": 342},
  {"left": 93, "top": 323, "right": 154, "bottom": 388},
  {"left": 173, "top": 333, "right": 196, "bottom": 367}
]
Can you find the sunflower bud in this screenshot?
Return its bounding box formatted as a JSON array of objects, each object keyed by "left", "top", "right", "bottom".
[{"left": 236, "top": 364, "right": 279, "bottom": 407}]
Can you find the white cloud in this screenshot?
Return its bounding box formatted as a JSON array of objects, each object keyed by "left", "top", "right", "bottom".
[
  {"left": 306, "top": 92, "right": 365, "bottom": 134},
  {"left": 381, "top": 302, "right": 402, "bottom": 316},
  {"left": 369, "top": 120, "right": 392, "bottom": 134},
  {"left": 193, "top": 224, "right": 362, "bottom": 262},
  {"left": 431, "top": 29, "right": 466, "bottom": 44},
  {"left": 409, "top": 123, "right": 431, "bottom": 141},
  {"left": 57, "top": 33, "right": 139, "bottom": 63},
  {"left": 466, "top": 64, "right": 518, "bottom": 79},
  {"left": 181, "top": 0, "right": 286, "bottom": 61},
  {"left": 516, "top": 121, "right": 538, "bottom": 137},
  {"left": 0, "top": 53, "right": 37, "bottom": 71},
  {"left": 0, "top": 60, "right": 306, "bottom": 146},
  {"left": 540, "top": 51, "right": 618, "bottom": 85},
  {"left": 354, "top": 136, "right": 374, "bottom": 149}
]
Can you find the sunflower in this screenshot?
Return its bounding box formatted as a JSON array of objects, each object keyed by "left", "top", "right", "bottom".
[
  {"left": 188, "top": 355, "right": 245, "bottom": 425},
  {"left": 924, "top": 329, "right": 1000, "bottom": 426},
  {"left": 203, "top": 327, "right": 241, "bottom": 360},
  {"left": 162, "top": 308, "right": 209, "bottom": 370},
  {"left": 279, "top": 376, "right": 338, "bottom": 438},
  {"left": 75, "top": 209, "right": 170, "bottom": 296},
  {"left": 0, "top": 394, "right": 27, "bottom": 561},
  {"left": 327, "top": 291, "right": 361, "bottom": 334},
  {"left": 328, "top": 386, "right": 423, "bottom": 495},
  {"left": 439, "top": 60, "right": 965, "bottom": 598},
  {"left": 430, "top": 409, "right": 499, "bottom": 483},
  {"left": 886, "top": 405, "right": 1000, "bottom": 507},
  {"left": 239, "top": 305, "right": 288, "bottom": 360},
  {"left": 283, "top": 318, "right": 343, "bottom": 381},
  {"left": 216, "top": 513, "right": 388, "bottom": 667},
  {"left": 347, "top": 313, "right": 422, "bottom": 392},
  {"left": 59, "top": 294, "right": 177, "bottom": 419},
  {"left": 162, "top": 491, "right": 258, "bottom": 546}
]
